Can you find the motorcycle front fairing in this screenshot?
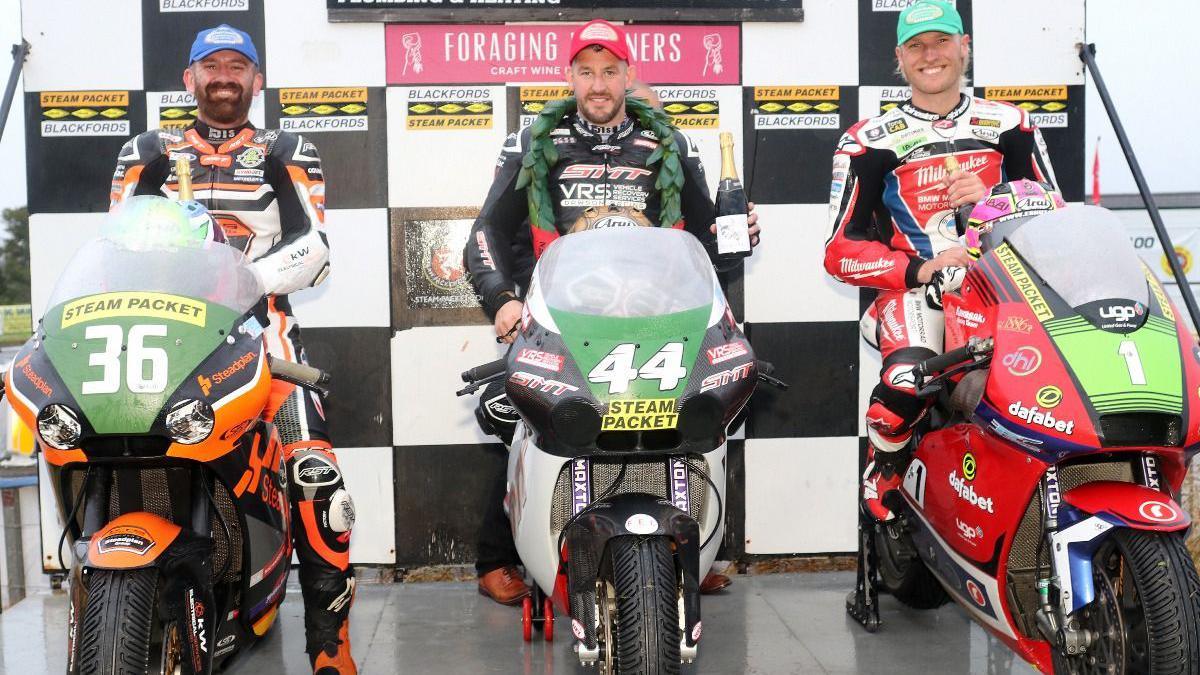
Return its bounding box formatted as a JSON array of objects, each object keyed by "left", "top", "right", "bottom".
[
  {"left": 504, "top": 227, "right": 752, "bottom": 653},
  {"left": 4, "top": 209, "right": 291, "bottom": 672},
  {"left": 909, "top": 205, "right": 1200, "bottom": 669}
]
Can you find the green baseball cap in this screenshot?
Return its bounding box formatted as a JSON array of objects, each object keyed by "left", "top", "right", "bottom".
[{"left": 897, "top": 1, "right": 963, "bottom": 46}]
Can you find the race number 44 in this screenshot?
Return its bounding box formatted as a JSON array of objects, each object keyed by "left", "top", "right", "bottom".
[
  {"left": 81, "top": 324, "right": 169, "bottom": 394},
  {"left": 588, "top": 343, "right": 687, "bottom": 395}
]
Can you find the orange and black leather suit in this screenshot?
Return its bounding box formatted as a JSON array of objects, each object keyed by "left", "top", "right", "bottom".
[{"left": 110, "top": 120, "right": 355, "bottom": 661}]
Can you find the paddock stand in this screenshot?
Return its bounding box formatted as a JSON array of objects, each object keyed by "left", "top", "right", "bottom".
[{"left": 845, "top": 508, "right": 881, "bottom": 632}]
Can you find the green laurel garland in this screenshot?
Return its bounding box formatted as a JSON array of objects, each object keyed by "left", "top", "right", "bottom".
[{"left": 515, "top": 94, "right": 683, "bottom": 232}]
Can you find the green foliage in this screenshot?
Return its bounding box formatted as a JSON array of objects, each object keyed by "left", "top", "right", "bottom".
[
  {"left": 518, "top": 94, "right": 683, "bottom": 230},
  {"left": 0, "top": 207, "right": 29, "bottom": 305}
]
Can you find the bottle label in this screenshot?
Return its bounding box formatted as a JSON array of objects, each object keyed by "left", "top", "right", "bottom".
[{"left": 716, "top": 213, "right": 751, "bottom": 254}]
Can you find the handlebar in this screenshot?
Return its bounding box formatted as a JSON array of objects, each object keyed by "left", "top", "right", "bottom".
[
  {"left": 913, "top": 344, "right": 976, "bottom": 379},
  {"left": 268, "top": 356, "right": 331, "bottom": 397},
  {"left": 457, "top": 358, "right": 508, "bottom": 397},
  {"left": 461, "top": 359, "right": 507, "bottom": 384},
  {"left": 912, "top": 337, "right": 994, "bottom": 396}
]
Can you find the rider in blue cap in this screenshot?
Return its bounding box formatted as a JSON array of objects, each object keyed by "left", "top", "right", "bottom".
[{"left": 111, "top": 25, "right": 357, "bottom": 675}]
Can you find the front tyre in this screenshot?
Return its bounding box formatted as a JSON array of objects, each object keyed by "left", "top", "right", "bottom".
[
  {"left": 1056, "top": 529, "right": 1200, "bottom": 674},
  {"left": 602, "top": 536, "right": 681, "bottom": 675},
  {"left": 75, "top": 568, "right": 159, "bottom": 675}
]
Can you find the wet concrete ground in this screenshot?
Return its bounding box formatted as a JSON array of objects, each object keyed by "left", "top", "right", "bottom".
[{"left": 0, "top": 571, "right": 1037, "bottom": 674}]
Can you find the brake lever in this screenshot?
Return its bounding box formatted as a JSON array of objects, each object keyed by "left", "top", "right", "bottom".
[{"left": 758, "top": 372, "right": 790, "bottom": 390}]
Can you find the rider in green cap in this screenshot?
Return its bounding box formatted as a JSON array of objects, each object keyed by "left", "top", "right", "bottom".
[
  {"left": 825, "top": 0, "right": 1057, "bottom": 523},
  {"left": 896, "top": 0, "right": 964, "bottom": 47}
]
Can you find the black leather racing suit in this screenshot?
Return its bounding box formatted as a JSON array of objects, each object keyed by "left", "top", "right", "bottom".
[
  {"left": 465, "top": 113, "right": 723, "bottom": 318},
  {"left": 464, "top": 112, "right": 726, "bottom": 575}
]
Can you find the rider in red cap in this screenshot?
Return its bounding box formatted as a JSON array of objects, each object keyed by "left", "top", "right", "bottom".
[{"left": 465, "top": 18, "right": 759, "bottom": 604}]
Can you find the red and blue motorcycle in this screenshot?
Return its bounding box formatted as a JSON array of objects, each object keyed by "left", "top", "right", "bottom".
[{"left": 850, "top": 203, "right": 1200, "bottom": 674}]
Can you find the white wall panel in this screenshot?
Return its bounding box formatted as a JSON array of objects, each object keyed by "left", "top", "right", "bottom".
[
  {"left": 744, "top": 436, "right": 859, "bottom": 554},
  {"left": 744, "top": 204, "right": 860, "bottom": 324},
  {"left": 391, "top": 324, "right": 503, "bottom": 447},
  {"left": 972, "top": 1, "right": 1085, "bottom": 86},
  {"left": 338, "top": 446, "right": 395, "bottom": 564},
  {"left": 22, "top": 1, "right": 143, "bottom": 91},
  {"left": 263, "top": 0, "right": 386, "bottom": 88},
  {"left": 386, "top": 86, "right": 508, "bottom": 208},
  {"left": 289, "top": 208, "right": 391, "bottom": 328},
  {"left": 29, "top": 212, "right": 105, "bottom": 317},
  {"left": 743, "top": 1, "right": 859, "bottom": 86}
]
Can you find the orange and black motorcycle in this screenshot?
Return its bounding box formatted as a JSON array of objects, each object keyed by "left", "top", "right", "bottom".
[{"left": 3, "top": 195, "right": 328, "bottom": 674}]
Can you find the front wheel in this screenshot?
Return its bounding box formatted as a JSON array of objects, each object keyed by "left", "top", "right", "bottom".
[
  {"left": 598, "top": 536, "right": 682, "bottom": 675},
  {"left": 74, "top": 568, "right": 159, "bottom": 675},
  {"left": 1055, "top": 529, "right": 1200, "bottom": 674}
]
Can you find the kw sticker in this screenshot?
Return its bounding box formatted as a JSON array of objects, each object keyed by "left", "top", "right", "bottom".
[
  {"left": 61, "top": 292, "right": 207, "bottom": 329},
  {"left": 995, "top": 244, "right": 1053, "bottom": 321},
  {"left": 602, "top": 398, "right": 678, "bottom": 431}
]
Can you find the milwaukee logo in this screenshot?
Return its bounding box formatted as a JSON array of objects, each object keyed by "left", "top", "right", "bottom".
[
  {"left": 914, "top": 154, "right": 988, "bottom": 188},
  {"left": 881, "top": 300, "right": 904, "bottom": 342},
  {"left": 839, "top": 257, "right": 895, "bottom": 278}
]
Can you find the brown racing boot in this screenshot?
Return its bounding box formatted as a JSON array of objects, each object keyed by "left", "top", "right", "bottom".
[
  {"left": 700, "top": 571, "right": 732, "bottom": 594},
  {"left": 478, "top": 565, "right": 531, "bottom": 605}
]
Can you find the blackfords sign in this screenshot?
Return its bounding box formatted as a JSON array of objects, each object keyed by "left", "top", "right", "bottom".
[{"left": 328, "top": 0, "right": 802, "bottom": 22}]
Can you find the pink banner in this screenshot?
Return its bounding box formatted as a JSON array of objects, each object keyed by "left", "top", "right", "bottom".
[{"left": 385, "top": 24, "right": 739, "bottom": 85}]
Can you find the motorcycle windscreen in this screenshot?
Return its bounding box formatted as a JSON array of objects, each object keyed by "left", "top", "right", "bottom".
[
  {"left": 37, "top": 198, "right": 265, "bottom": 434},
  {"left": 1003, "top": 206, "right": 1185, "bottom": 445},
  {"left": 535, "top": 226, "right": 718, "bottom": 320},
  {"left": 531, "top": 227, "right": 723, "bottom": 403}
]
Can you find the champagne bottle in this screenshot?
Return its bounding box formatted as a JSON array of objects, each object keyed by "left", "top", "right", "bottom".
[
  {"left": 715, "top": 132, "right": 751, "bottom": 259},
  {"left": 175, "top": 156, "right": 194, "bottom": 201}
]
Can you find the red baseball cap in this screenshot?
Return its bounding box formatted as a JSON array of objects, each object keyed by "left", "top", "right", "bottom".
[{"left": 568, "top": 20, "right": 630, "bottom": 63}]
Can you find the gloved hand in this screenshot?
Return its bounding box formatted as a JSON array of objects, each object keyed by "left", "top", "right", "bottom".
[{"left": 924, "top": 265, "right": 966, "bottom": 310}]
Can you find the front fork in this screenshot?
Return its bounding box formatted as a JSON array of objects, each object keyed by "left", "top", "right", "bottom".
[
  {"left": 1036, "top": 453, "right": 1166, "bottom": 657},
  {"left": 66, "top": 468, "right": 220, "bottom": 675}
]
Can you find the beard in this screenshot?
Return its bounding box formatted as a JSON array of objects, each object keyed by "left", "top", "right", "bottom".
[
  {"left": 579, "top": 94, "right": 624, "bottom": 126},
  {"left": 195, "top": 81, "right": 253, "bottom": 126}
]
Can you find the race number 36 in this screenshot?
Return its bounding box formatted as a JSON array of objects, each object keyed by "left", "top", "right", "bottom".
[
  {"left": 81, "top": 324, "right": 169, "bottom": 395},
  {"left": 588, "top": 342, "right": 687, "bottom": 395}
]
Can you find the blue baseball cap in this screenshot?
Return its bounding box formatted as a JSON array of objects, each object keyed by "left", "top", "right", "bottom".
[{"left": 189, "top": 24, "right": 259, "bottom": 65}]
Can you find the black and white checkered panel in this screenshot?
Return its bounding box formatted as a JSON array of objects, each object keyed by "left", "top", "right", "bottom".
[{"left": 21, "top": 0, "right": 1088, "bottom": 568}]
